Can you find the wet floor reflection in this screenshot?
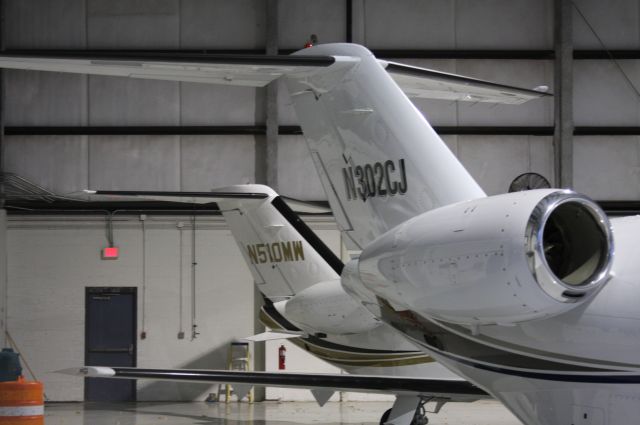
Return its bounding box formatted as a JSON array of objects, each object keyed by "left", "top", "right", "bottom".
[{"left": 43, "top": 400, "right": 518, "bottom": 425}]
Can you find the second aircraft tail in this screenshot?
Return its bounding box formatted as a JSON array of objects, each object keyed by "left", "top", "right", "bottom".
[{"left": 215, "top": 184, "right": 343, "bottom": 299}]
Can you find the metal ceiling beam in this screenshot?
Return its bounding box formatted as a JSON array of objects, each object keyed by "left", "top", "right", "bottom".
[
  {"left": 4, "top": 198, "right": 637, "bottom": 218},
  {"left": 258, "top": 0, "right": 280, "bottom": 193},
  {"left": 10, "top": 126, "right": 640, "bottom": 136},
  {"left": 7, "top": 48, "right": 640, "bottom": 60},
  {"left": 346, "top": 0, "right": 353, "bottom": 43},
  {"left": 0, "top": 0, "right": 4, "bottom": 209}
]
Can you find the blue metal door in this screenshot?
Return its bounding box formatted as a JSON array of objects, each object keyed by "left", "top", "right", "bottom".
[{"left": 85, "top": 287, "right": 137, "bottom": 401}]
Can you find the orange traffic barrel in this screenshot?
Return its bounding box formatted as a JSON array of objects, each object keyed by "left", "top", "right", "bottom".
[{"left": 0, "top": 377, "right": 43, "bottom": 424}]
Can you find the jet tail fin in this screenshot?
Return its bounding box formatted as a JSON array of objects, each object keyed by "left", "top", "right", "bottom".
[
  {"left": 215, "top": 185, "right": 343, "bottom": 299},
  {"left": 87, "top": 185, "right": 343, "bottom": 299},
  {"left": 284, "top": 44, "right": 490, "bottom": 249}
]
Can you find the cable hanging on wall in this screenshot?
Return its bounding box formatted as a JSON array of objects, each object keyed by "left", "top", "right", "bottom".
[
  {"left": 140, "top": 214, "right": 148, "bottom": 339},
  {"left": 191, "top": 213, "right": 199, "bottom": 340},
  {"left": 177, "top": 221, "right": 185, "bottom": 340},
  {"left": 572, "top": 1, "right": 640, "bottom": 100}
]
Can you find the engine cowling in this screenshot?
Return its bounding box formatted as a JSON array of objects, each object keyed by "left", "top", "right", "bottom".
[
  {"left": 355, "top": 189, "right": 613, "bottom": 326},
  {"left": 274, "top": 279, "right": 382, "bottom": 335}
]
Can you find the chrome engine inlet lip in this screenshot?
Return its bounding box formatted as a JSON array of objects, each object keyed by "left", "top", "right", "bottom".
[{"left": 525, "top": 190, "right": 614, "bottom": 302}]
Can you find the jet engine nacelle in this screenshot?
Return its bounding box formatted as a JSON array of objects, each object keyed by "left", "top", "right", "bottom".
[
  {"left": 274, "top": 279, "right": 382, "bottom": 335},
  {"left": 355, "top": 189, "right": 613, "bottom": 326}
]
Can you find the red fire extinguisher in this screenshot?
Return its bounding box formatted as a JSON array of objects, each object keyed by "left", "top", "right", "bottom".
[{"left": 278, "top": 344, "right": 286, "bottom": 370}]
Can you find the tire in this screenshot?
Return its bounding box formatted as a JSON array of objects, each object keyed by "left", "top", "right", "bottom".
[{"left": 380, "top": 408, "right": 392, "bottom": 425}]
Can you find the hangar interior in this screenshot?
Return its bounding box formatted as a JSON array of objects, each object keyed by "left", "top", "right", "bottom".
[{"left": 0, "top": 0, "right": 639, "bottom": 405}]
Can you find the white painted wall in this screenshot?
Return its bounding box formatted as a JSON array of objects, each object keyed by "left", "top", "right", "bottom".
[
  {"left": 265, "top": 338, "right": 342, "bottom": 402},
  {"left": 6, "top": 214, "right": 369, "bottom": 402},
  {"left": 7, "top": 215, "right": 257, "bottom": 401}
]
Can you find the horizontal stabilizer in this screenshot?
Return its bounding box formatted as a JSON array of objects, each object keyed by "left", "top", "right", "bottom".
[
  {"left": 76, "top": 186, "right": 333, "bottom": 216},
  {"left": 0, "top": 51, "right": 353, "bottom": 87},
  {"left": 383, "top": 61, "right": 551, "bottom": 104},
  {"left": 0, "top": 47, "right": 547, "bottom": 105},
  {"left": 280, "top": 197, "right": 332, "bottom": 214},
  {"left": 56, "top": 366, "right": 487, "bottom": 401},
  {"left": 82, "top": 188, "right": 270, "bottom": 204},
  {"left": 244, "top": 330, "right": 305, "bottom": 342}
]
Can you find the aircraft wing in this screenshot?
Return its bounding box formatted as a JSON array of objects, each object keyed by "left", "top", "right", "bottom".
[
  {"left": 0, "top": 51, "right": 547, "bottom": 104},
  {"left": 58, "top": 366, "right": 488, "bottom": 403}
]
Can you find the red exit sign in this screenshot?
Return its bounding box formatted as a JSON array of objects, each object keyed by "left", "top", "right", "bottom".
[{"left": 101, "top": 247, "right": 119, "bottom": 260}]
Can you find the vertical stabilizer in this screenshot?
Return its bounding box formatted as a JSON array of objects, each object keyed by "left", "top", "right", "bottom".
[
  {"left": 284, "top": 44, "right": 485, "bottom": 249},
  {"left": 216, "top": 185, "right": 342, "bottom": 299}
]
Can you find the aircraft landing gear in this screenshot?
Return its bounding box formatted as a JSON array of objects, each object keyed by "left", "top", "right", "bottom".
[
  {"left": 379, "top": 406, "right": 427, "bottom": 425},
  {"left": 412, "top": 402, "right": 429, "bottom": 425},
  {"left": 380, "top": 397, "right": 446, "bottom": 425}
]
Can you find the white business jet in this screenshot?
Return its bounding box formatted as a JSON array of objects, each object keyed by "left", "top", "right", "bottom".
[{"left": 2, "top": 44, "right": 625, "bottom": 425}]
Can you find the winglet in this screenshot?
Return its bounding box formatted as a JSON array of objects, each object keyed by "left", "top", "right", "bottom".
[{"left": 55, "top": 366, "right": 116, "bottom": 377}]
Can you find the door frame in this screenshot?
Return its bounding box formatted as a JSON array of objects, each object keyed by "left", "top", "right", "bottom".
[{"left": 84, "top": 286, "right": 137, "bottom": 401}]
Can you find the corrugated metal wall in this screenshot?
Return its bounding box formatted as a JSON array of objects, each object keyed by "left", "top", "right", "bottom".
[{"left": 4, "top": 1, "right": 640, "bottom": 198}]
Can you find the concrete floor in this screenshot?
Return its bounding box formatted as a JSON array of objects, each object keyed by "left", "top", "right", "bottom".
[{"left": 44, "top": 400, "right": 521, "bottom": 425}]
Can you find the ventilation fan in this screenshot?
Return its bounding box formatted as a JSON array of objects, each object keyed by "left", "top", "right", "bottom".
[{"left": 508, "top": 172, "right": 551, "bottom": 192}]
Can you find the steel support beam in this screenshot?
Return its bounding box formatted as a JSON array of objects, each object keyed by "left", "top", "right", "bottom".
[
  {"left": 7, "top": 48, "right": 640, "bottom": 60},
  {"left": 12, "top": 126, "right": 640, "bottom": 136},
  {"left": 554, "top": 0, "right": 573, "bottom": 188},
  {"left": 0, "top": 0, "right": 5, "bottom": 209},
  {"left": 4, "top": 125, "right": 301, "bottom": 136},
  {"left": 346, "top": 0, "right": 353, "bottom": 43},
  {"left": 251, "top": 0, "right": 280, "bottom": 400},
  {"left": 259, "top": 0, "right": 279, "bottom": 192},
  {"left": 0, "top": 0, "right": 6, "bottom": 347}
]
